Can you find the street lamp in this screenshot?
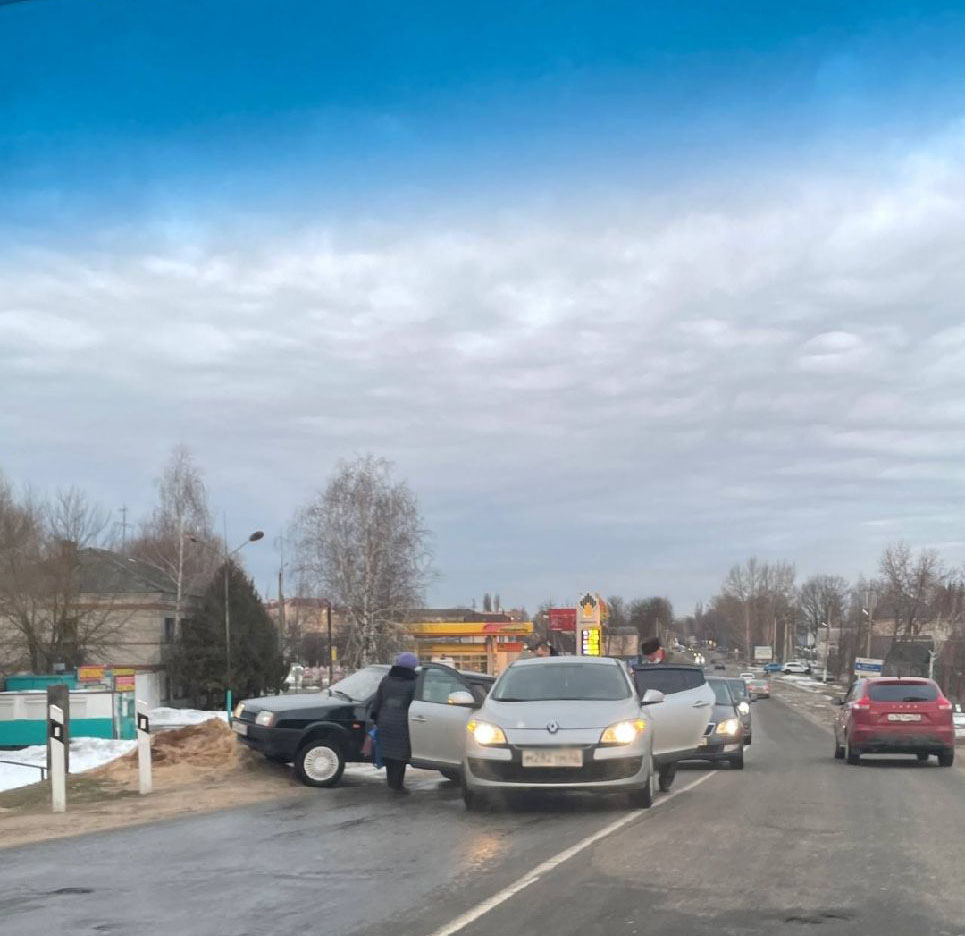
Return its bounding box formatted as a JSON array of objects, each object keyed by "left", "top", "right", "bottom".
[
  {"left": 188, "top": 529, "right": 264, "bottom": 715},
  {"left": 319, "top": 598, "right": 334, "bottom": 687}
]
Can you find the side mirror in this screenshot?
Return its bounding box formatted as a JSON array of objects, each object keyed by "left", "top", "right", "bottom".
[
  {"left": 641, "top": 689, "right": 665, "bottom": 705},
  {"left": 448, "top": 690, "right": 475, "bottom": 707}
]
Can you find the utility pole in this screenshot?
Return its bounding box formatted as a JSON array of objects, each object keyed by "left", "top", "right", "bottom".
[{"left": 119, "top": 505, "right": 129, "bottom": 551}]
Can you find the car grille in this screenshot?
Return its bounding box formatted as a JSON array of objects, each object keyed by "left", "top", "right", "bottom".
[
  {"left": 468, "top": 755, "right": 642, "bottom": 784},
  {"left": 238, "top": 710, "right": 258, "bottom": 724}
]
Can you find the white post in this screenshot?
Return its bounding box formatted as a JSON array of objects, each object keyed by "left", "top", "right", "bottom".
[
  {"left": 136, "top": 700, "right": 152, "bottom": 795},
  {"left": 49, "top": 703, "right": 66, "bottom": 813}
]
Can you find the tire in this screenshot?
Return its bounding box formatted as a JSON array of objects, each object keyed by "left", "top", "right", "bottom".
[
  {"left": 628, "top": 758, "right": 657, "bottom": 809},
  {"left": 938, "top": 748, "right": 954, "bottom": 768},
  {"left": 916, "top": 753, "right": 929, "bottom": 763},
  {"left": 744, "top": 733, "right": 752, "bottom": 746},
  {"left": 658, "top": 763, "right": 676, "bottom": 792},
  {"left": 295, "top": 737, "right": 345, "bottom": 787},
  {"left": 729, "top": 749, "right": 744, "bottom": 770},
  {"left": 846, "top": 737, "right": 860, "bottom": 765},
  {"left": 440, "top": 769, "right": 461, "bottom": 783},
  {"left": 833, "top": 734, "right": 845, "bottom": 760}
]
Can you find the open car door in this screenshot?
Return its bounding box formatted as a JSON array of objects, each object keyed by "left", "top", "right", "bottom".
[{"left": 632, "top": 665, "right": 714, "bottom": 765}]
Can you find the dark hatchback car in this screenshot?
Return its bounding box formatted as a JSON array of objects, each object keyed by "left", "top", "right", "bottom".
[
  {"left": 233, "top": 663, "right": 494, "bottom": 786},
  {"left": 682, "top": 677, "right": 745, "bottom": 769}
]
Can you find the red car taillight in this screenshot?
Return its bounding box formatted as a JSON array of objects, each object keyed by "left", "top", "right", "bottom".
[{"left": 937, "top": 699, "right": 952, "bottom": 712}]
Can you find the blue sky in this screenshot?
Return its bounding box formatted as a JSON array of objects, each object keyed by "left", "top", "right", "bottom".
[{"left": 3, "top": 1, "right": 965, "bottom": 612}]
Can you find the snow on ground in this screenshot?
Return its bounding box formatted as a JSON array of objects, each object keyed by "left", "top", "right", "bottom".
[
  {"left": 148, "top": 707, "right": 229, "bottom": 729},
  {"left": 0, "top": 737, "right": 136, "bottom": 793}
]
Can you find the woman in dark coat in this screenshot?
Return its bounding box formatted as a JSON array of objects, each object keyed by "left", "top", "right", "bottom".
[{"left": 370, "top": 652, "right": 419, "bottom": 792}]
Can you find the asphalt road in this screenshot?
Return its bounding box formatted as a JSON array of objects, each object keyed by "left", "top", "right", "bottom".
[{"left": 1, "top": 693, "right": 962, "bottom": 936}]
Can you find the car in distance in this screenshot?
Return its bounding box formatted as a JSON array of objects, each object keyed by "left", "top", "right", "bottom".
[
  {"left": 762, "top": 662, "right": 784, "bottom": 674},
  {"left": 462, "top": 657, "right": 658, "bottom": 810},
  {"left": 744, "top": 675, "right": 770, "bottom": 699},
  {"left": 235, "top": 663, "right": 494, "bottom": 786},
  {"left": 726, "top": 677, "right": 752, "bottom": 743},
  {"left": 712, "top": 662, "right": 727, "bottom": 671},
  {"left": 683, "top": 677, "right": 745, "bottom": 769},
  {"left": 833, "top": 677, "right": 955, "bottom": 767},
  {"left": 782, "top": 661, "right": 812, "bottom": 675}
]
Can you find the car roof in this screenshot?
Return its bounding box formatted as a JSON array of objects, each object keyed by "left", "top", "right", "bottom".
[
  {"left": 510, "top": 655, "right": 622, "bottom": 667},
  {"left": 368, "top": 663, "right": 494, "bottom": 682},
  {"left": 630, "top": 662, "right": 703, "bottom": 672}
]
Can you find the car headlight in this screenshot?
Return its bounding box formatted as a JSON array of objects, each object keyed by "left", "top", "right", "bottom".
[
  {"left": 715, "top": 718, "right": 741, "bottom": 736},
  {"left": 233, "top": 702, "right": 245, "bottom": 719},
  {"left": 255, "top": 710, "right": 276, "bottom": 728},
  {"left": 467, "top": 720, "right": 507, "bottom": 745},
  {"left": 737, "top": 701, "right": 750, "bottom": 715},
  {"left": 601, "top": 719, "right": 646, "bottom": 745}
]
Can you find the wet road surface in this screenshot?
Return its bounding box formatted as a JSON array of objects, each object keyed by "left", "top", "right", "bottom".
[{"left": 0, "top": 692, "right": 961, "bottom": 936}]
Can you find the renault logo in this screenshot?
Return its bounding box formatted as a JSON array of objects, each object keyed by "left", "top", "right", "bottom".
[{"left": 546, "top": 721, "right": 559, "bottom": 734}]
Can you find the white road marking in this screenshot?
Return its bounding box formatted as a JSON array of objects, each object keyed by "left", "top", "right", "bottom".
[{"left": 425, "top": 771, "right": 718, "bottom": 936}]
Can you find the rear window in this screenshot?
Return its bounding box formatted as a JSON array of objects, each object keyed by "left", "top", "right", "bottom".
[
  {"left": 492, "top": 662, "right": 630, "bottom": 702},
  {"left": 633, "top": 667, "right": 705, "bottom": 695},
  {"left": 867, "top": 683, "right": 938, "bottom": 703}
]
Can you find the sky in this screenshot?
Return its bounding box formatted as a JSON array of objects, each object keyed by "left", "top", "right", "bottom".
[{"left": 3, "top": 1, "right": 965, "bottom": 614}]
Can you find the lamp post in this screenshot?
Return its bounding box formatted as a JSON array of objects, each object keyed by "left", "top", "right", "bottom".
[
  {"left": 320, "top": 599, "right": 334, "bottom": 686},
  {"left": 189, "top": 529, "right": 264, "bottom": 715},
  {"left": 821, "top": 621, "right": 832, "bottom": 683}
]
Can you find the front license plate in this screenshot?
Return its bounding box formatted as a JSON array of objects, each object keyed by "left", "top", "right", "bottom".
[
  {"left": 521, "top": 749, "right": 582, "bottom": 768},
  {"left": 231, "top": 721, "right": 248, "bottom": 736},
  {"left": 887, "top": 713, "right": 921, "bottom": 722}
]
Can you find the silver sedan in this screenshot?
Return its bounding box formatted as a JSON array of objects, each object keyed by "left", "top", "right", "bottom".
[{"left": 463, "top": 656, "right": 656, "bottom": 810}]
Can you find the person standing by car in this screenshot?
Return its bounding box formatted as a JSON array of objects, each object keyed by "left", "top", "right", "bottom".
[{"left": 370, "top": 652, "right": 419, "bottom": 793}]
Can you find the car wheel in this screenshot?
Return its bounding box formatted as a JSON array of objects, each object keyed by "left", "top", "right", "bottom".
[
  {"left": 846, "top": 737, "right": 860, "bottom": 765},
  {"left": 295, "top": 737, "right": 345, "bottom": 787},
  {"left": 729, "top": 749, "right": 744, "bottom": 770},
  {"left": 833, "top": 734, "right": 845, "bottom": 760},
  {"left": 440, "top": 769, "right": 461, "bottom": 783},
  {"left": 938, "top": 748, "right": 954, "bottom": 768},
  {"left": 658, "top": 763, "right": 676, "bottom": 792},
  {"left": 916, "top": 753, "right": 929, "bottom": 763}
]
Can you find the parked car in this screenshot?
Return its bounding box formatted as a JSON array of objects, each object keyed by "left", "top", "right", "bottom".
[
  {"left": 463, "top": 657, "right": 658, "bottom": 810},
  {"left": 630, "top": 663, "right": 717, "bottom": 789},
  {"left": 726, "top": 677, "right": 752, "bottom": 743},
  {"left": 234, "top": 663, "right": 494, "bottom": 786},
  {"left": 782, "top": 661, "right": 812, "bottom": 675},
  {"left": 762, "top": 662, "right": 784, "bottom": 674},
  {"left": 832, "top": 677, "right": 955, "bottom": 767},
  {"left": 712, "top": 662, "right": 727, "bottom": 671},
  {"left": 953, "top": 702, "right": 965, "bottom": 739},
  {"left": 682, "top": 677, "right": 745, "bottom": 769},
  {"left": 745, "top": 676, "right": 770, "bottom": 699}
]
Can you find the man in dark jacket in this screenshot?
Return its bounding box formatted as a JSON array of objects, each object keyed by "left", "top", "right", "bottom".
[{"left": 371, "top": 652, "right": 419, "bottom": 792}]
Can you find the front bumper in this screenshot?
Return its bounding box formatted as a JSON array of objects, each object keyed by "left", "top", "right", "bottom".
[
  {"left": 465, "top": 744, "right": 650, "bottom": 792},
  {"left": 681, "top": 739, "right": 743, "bottom": 763},
  {"left": 231, "top": 720, "right": 301, "bottom": 761}
]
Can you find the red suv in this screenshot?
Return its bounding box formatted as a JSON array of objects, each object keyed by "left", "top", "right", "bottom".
[{"left": 833, "top": 677, "right": 955, "bottom": 767}]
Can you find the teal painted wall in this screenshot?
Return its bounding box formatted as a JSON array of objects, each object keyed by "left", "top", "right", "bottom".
[{"left": 0, "top": 717, "right": 114, "bottom": 747}]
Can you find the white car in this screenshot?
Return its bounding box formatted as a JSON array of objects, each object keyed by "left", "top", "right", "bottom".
[{"left": 782, "top": 661, "right": 812, "bottom": 675}]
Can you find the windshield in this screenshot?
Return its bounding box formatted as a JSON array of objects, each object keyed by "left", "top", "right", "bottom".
[
  {"left": 328, "top": 667, "right": 386, "bottom": 701},
  {"left": 727, "top": 679, "right": 749, "bottom": 701},
  {"left": 868, "top": 683, "right": 938, "bottom": 703},
  {"left": 708, "top": 679, "right": 735, "bottom": 705},
  {"left": 492, "top": 663, "right": 630, "bottom": 702}
]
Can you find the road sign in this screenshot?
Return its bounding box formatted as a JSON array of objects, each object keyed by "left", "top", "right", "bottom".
[
  {"left": 854, "top": 657, "right": 884, "bottom": 677},
  {"left": 754, "top": 645, "right": 773, "bottom": 662}
]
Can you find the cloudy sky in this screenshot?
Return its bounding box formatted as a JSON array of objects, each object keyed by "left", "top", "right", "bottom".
[{"left": 3, "top": 1, "right": 965, "bottom": 613}]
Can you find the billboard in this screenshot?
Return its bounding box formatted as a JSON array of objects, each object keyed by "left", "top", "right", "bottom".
[
  {"left": 753, "top": 645, "right": 773, "bottom": 662},
  {"left": 548, "top": 608, "right": 577, "bottom": 632},
  {"left": 854, "top": 657, "right": 884, "bottom": 678}
]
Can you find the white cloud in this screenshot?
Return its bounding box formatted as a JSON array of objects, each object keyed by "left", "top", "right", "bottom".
[{"left": 3, "top": 126, "right": 965, "bottom": 608}]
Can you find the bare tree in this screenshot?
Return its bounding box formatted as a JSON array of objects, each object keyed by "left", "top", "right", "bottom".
[
  {"left": 878, "top": 543, "right": 944, "bottom": 637},
  {"left": 0, "top": 482, "right": 127, "bottom": 672},
  {"left": 292, "top": 455, "right": 434, "bottom": 667},
  {"left": 129, "top": 445, "right": 218, "bottom": 631}
]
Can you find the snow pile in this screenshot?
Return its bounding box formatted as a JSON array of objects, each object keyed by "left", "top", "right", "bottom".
[
  {"left": 149, "top": 707, "right": 229, "bottom": 729},
  {"left": 0, "top": 737, "right": 136, "bottom": 794}
]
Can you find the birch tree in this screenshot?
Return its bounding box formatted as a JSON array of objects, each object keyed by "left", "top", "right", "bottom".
[{"left": 292, "top": 456, "right": 433, "bottom": 667}]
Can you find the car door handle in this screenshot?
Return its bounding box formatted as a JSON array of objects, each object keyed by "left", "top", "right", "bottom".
[
  {"left": 692, "top": 701, "right": 710, "bottom": 708},
  {"left": 411, "top": 715, "right": 427, "bottom": 722}
]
